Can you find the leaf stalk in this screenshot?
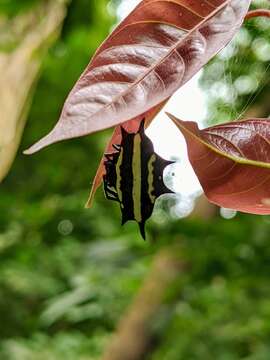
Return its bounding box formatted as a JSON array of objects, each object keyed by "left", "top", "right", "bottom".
[{"left": 245, "top": 9, "right": 270, "bottom": 20}]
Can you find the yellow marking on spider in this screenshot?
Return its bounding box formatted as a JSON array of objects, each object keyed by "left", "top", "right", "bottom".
[
  {"left": 132, "top": 134, "right": 142, "bottom": 223},
  {"left": 115, "top": 147, "right": 124, "bottom": 203},
  {"left": 147, "top": 154, "right": 156, "bottom": 203}
]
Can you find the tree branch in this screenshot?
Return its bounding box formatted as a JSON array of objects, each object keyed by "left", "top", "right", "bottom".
[
  {"left": 0, "top": 0, "right": 68, "bottom": 182},
  {"left": 245, "top": 9, "right": 270, "bottom": 20},
  {"left": 101, "top": 246, "right": 184, "bottom": 360}
]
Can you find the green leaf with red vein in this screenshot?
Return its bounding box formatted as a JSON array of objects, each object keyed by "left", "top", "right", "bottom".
[
  {"left": 24, "top": 0, "right": 251, "bottom": 155},
  {"left": 167, "top": 113, "right": 270, "bottom": 215}
]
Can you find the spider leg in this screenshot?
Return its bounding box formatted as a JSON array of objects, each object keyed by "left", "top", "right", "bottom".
[
  {"left": 105, "top": 193, "right": 119, "bottom": 201},
  {"left": 103, "top": 178, "right": 119, "bottom": 201},
  {"left": 104, "top": 187, "right": 119, "bottom": 201},
  {"left": 112, "top": 144, "right": 121, "bottom": 151},
  {"left": 104, "top": 146, "right": 121, "bottom": 159},
  {"left": 107, "top": 187, "right": 118, "bottom": 197},
  {"left": 104, "top": 153, "right": 115, "bottom": 161}
]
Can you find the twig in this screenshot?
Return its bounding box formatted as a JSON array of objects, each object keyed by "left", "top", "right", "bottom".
[{"left": 245, "top": 9, "right": 270, "bottom": 20}]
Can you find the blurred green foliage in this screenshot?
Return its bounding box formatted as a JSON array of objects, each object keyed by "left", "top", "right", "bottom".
[
  {"left": 0, "top": 0, "right": 40, "bottom": 17},
  {"left": 1, "top": 1, "right": 270, "bottom": 359},
  {"left": 201, "top": 0, "right": 270, "bottom": 124}
]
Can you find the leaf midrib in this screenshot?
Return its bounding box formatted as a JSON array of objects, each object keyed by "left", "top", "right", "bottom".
[
  {"left": 84, "top": 0, "right": 233, "bottom": 123},
  {"left": 176, "top": 119, "right": 270, "bottom": 170}
]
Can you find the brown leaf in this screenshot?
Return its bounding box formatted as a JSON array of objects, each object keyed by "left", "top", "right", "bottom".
[
  {"left": 167, "top": 113, "right": 270, "bottom": 215},
  {"left": 24, "top": 0, "right": 251, "bottom": 154}
]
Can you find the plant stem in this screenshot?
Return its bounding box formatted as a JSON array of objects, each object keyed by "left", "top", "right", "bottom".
[{"left": 245, "top": 9, "right": 270, "bottom": 20}]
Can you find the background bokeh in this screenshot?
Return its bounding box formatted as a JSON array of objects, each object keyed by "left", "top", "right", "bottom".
[{"left": 0, "top": 1, "right": 270, "bottom": 359}]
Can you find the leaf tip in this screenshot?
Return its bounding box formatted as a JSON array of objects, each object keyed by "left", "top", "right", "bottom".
[
  {"left": 23, "top": 141, "right": 47, "bottom": 155},
  {"left": 23, "top": 128, "right": 65, "bottom": 155},
  {"left": 23, "top": 148, "right": 33, "bottom": 155},
  {"left": 85, "top": 186, "right": 97, "bottom": 209},
  {"left": 84, "top": 198, "right": 92, "bottom": 209},
  {"left": 165, "top": 112, "right": 179, "bottom": 124},
  {"left": 23, "top": 138, "right": 50, "bottom": 155}
]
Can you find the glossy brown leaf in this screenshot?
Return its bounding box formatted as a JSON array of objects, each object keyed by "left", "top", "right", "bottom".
[
  {"left": 168, "top": 113, "right": 270, "bottom": 215},
  {"left": 25, "top": 0, "right": 251, "bottom": 154}
]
